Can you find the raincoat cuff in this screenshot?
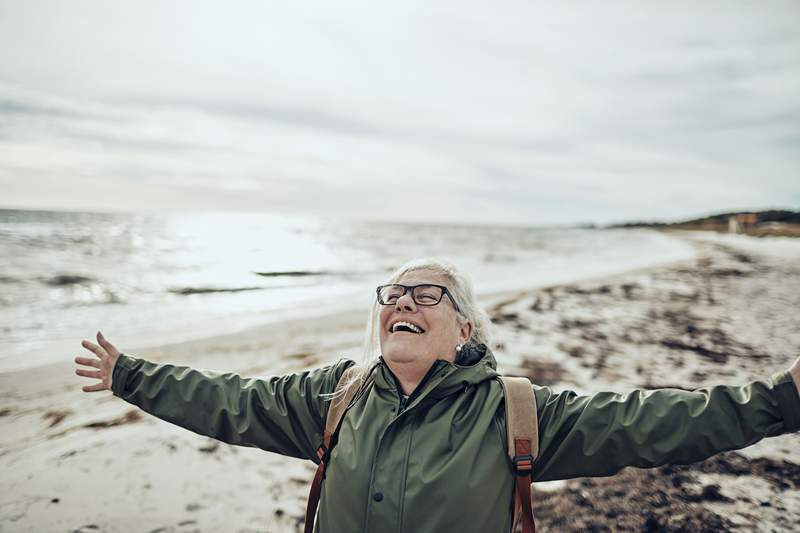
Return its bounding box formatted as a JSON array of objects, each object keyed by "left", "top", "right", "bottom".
[
  {"left": 770, "top": 370, "right": 800, "bottom": 433},
  {"left": 111, "top": 353, "right": 142, "bottom": 397}
]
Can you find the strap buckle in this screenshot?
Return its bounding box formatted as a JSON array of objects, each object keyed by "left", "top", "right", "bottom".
[
  {"left": 316, "top": 445, "right": 331, "bottom": 465},
  {"left": 512, "top": 454, "right": 533, "bottom": 476}
]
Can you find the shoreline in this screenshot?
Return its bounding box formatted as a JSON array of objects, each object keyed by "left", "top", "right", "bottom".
[{"left": 1, "top": 228, "right": 699, "bottom": 376}]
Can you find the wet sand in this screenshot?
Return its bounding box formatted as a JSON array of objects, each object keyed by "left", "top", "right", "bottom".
[{"left": 1, "top": 231, "right": 798, "bottom": 532}]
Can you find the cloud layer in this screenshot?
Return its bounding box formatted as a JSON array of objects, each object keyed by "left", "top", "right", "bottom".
[{"left": 1, "top": 1, "right": 798, "bottom": 224}]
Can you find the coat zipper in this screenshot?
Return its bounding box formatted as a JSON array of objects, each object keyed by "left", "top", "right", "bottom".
[
  {"left": 362, "top": 361, "right": 444, "bottom": 532},
  {"left": 396, "top": 417, "right": 415, "bottom": 533},
  {"left": 390, "top": 360, "right": 445, "bottom": 414}
]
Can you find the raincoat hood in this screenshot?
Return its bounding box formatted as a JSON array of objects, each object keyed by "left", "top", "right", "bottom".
[{"left": 373, "top": 342, "right": 500, "bottom": 406}]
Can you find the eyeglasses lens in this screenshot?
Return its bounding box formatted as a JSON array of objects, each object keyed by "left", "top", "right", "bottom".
[{"left": 378, "top": 284, "right": 444, "bottom": 306}]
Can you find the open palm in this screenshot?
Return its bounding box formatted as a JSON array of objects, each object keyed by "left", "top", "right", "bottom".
[{"left": 74, "top": 331, "right": 121, "bottom": 392}]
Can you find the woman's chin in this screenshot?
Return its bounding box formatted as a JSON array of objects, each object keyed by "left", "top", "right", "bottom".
[
  {"left": 383, "top": 350, "right": 416, "bottom": 364},
  {"left": 382, "top": 343, "right": 424, "bottom": 364}
]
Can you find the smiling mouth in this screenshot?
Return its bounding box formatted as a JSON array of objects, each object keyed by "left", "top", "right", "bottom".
[{"left": 390, "top": 321, "right": 425, "bottom": 334}]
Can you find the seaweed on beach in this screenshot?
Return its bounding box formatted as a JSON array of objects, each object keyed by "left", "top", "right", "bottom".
[
  {"left": 531, "top": 452, "right": 800, "bottom": 532},
  {"left": 511, "top": 360, "right": 566, "bottom": 386},
  {"left": 83, "top": 409, "right": 142, "bottom": 429},
  {"left": 492, "top": 238, "right": 782, "bottom": 386},
  {"left": 532, "top": 465, "right": 735, "bottom": 532},
  {"left": 42, "top": 274, "right": 94, "bottom": 286},
  {"left": 492, "top": 239, "right": 800, "bottom": 532},
  {"left": 43, "top": 408, "right": 72, "bottom": 427}
]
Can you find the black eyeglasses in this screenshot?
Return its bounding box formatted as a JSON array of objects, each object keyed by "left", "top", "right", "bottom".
[{"left": 376, "top": 284, "right": 461, "bottom": 313}]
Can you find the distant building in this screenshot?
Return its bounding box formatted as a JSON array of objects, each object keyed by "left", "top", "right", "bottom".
[{"left": 728, "top": 213, "right": 758, "bottom": 233}]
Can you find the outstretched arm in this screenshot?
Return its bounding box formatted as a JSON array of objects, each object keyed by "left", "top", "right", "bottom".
[
  {"left": 531, "top": 356, "right": 800, "bottom": 482},
  {"left": 74, "top": 332, "right": 354, "bottom": 461}
]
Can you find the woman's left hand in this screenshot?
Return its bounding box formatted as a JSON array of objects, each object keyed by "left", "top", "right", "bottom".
[{"left": 74, "top": 331, "right": 121, "bottom": 392}]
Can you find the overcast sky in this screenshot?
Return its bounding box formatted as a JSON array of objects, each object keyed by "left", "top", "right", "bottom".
[{"left": 1, "top": 1, "right": 798, "bottom": 225}]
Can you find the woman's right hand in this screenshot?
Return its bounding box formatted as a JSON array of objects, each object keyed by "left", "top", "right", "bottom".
[{"left": 74, "top": 331, "right": 121, "bottom": 392}]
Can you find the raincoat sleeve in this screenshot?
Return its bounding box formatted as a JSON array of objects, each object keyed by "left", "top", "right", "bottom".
[
  {"left": 530, "top": 371, "right": 800, "bottom": 482},
  {"left": 110, "top": 353, "right": 355, "bottom": 461}
]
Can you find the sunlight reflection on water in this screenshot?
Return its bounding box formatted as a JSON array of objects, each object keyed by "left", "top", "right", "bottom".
[{"left": 0, "top": 209, "right": 695, "bottom": 371}]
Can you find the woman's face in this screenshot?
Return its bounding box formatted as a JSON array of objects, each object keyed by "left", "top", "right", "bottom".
[{"left": 379, "top": 270, "right": 472, "bottom": 366}]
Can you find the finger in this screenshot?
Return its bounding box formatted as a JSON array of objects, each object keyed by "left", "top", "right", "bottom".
[
  {"left": 82, "top": 383, "right": 107, "bottom": 393},
  {"left": 74, "top": 356, "right": 101, "bottom": 369},
  {"left": 97, "top": 331, "right": 120, "bottom": 357},
  {"left": 75, "top": 368, "right": 102, "bottom": 379},
  {"left": 81, "top": 340, "right": 107, "bottom": 359}
]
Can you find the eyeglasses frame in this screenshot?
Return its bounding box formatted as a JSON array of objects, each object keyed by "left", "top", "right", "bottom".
[{"left": 376, "top": 283, "right": 462, "bottom": 314}]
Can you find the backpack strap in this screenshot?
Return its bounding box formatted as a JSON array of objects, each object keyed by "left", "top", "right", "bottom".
[
  {"left": 304, "top": 364, "right": 364, "bottom": 533},
  {"left": 496, "top": 376, "right": 539, "bottom": 533}
]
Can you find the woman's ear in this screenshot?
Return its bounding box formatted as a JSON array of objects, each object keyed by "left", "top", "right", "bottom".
[{"left": 459, "top": 320, "right": 473, "bottom": 344}]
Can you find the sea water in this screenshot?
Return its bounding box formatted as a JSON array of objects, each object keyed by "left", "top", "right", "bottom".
[{"left": 0, "top": 209, "right": 695, "bottom": 371}]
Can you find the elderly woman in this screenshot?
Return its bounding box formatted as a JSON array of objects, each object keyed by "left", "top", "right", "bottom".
[{"left": 75, "top": 259, "right": 800, "bottom": 533}]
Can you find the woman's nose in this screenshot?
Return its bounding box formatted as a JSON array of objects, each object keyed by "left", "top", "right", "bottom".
[{"left": 395, "top": 291, "right": 417, "bottom": 311}]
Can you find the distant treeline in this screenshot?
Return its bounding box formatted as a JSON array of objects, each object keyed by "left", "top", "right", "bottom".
[{"left": 611, "top": 210, "right": 800, "bottom": 229}]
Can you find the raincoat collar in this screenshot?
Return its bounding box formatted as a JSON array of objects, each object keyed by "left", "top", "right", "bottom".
[{"left": 373, "top": 343, "right": 499, "bottom": 409}]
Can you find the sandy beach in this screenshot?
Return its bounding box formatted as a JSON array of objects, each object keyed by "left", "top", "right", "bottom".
[{"left": 1, "top": 231, "right": 799, "bottom": 532}]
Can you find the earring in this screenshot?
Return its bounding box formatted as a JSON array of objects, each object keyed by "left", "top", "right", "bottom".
[{"left": 456, "top": 344, "right": 463, "bottom": 352}]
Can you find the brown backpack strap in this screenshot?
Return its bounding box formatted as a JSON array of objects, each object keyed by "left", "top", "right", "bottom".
[
  {"left": 304, "top": 364, "right": 364, "bottom": 533},
  {"left": 496, "top": 376, "right": 539, "bottom": 533}
]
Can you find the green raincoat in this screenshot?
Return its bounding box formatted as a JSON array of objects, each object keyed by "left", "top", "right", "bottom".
[{"left": 111, "top": 345, "right": 800, "bottom": 533}]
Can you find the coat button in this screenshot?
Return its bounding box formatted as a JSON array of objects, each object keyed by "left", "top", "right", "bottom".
[{"left": 372, "top": 492, "right": 384, "bottom": 502}]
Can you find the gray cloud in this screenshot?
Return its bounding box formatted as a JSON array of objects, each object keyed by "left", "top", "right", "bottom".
[{"left": 0, "top": 1, "right": 798, "bottom": 224}]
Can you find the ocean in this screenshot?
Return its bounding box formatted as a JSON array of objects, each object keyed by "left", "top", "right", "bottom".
[{"left": 0, "top": 209, "right": 695, "bottom": 371}]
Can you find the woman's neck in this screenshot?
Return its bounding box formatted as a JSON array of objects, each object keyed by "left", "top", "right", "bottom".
[{"left": 385, "top": 357, "right": 436, "bottom": 396}]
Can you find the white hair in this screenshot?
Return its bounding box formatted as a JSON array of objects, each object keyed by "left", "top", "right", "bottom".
[
  {"left": 362, "top": 257, "right": 492, "bottom": 364},
  {"left": 325, "top": 258, "right": 492, "bottom": 401}
]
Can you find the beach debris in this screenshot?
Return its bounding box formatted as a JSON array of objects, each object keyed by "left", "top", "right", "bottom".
[
  {"left": 43, "top": 274, "right": 93, "bottom": 286},
  {"left": 710, "top": 268, "right": 752, "bottom": 278},
  {"left": 699, "top": 484, "right": 731, "bottom": 503},
  {"left": 534, "top": 463, "right": 737, "bottom": 532},
  {"left": 169, "top": 286, "right": 263, "bottom": 295},
  {"left": 495, "top": 311, "right": 520, "bottom": 324},
  {"left": 70, "top": 525, "right": 99, "bottom": 533},
  {"left": 286, "top": 351, "right": 313, "bottom": 360},
  {"left": 253, "top": 270, "right": 329, "bottom": 277},
  {"left": 534, "top": 451, "right": 800, "bottom": 532},
  {"left": 659, "top": 340, "right": 730, "bottom": 364},
  {"left": 43, "top": 408, "right": 72, "bottom": 427},
  {"left": 686, "top": 452, "right": 800, "bottom": 491},
  {"left": 515, "top": 359, "right": 565, "bottom": 386},
  {"left": 620, "top": 283, "right": 640, "bottom": 299},
  {"left": 559, "top": 318, "right": 598, "bottom": 331},
  {"left": 83, "top": 409, "right": 142, "bottom": 429}
]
